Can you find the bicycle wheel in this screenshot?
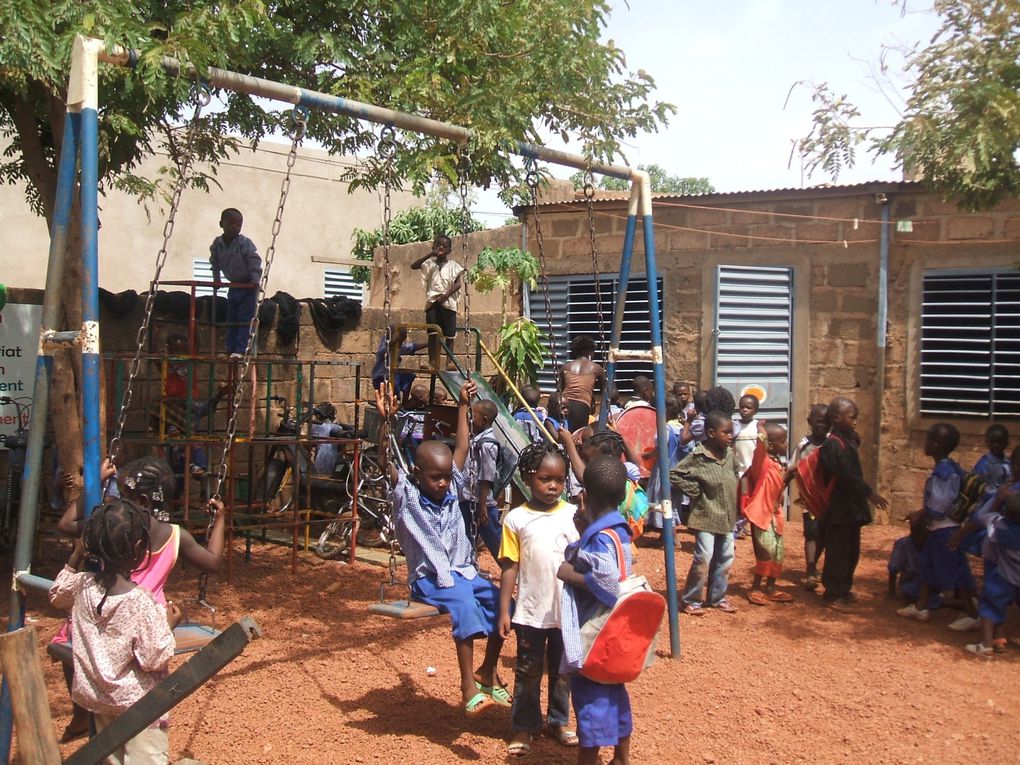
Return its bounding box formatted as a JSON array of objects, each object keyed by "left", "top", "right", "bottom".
[{"left": 315, "top": 509, "right": 356, "bottom": 560}]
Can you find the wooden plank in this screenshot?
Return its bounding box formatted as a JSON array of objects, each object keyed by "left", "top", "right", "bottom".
[
  {"left": 0, "top": 626, "right": 61, "bottom": 765},
  {"left": 64, "top": 616, "right": 262, "bottom": 765}
]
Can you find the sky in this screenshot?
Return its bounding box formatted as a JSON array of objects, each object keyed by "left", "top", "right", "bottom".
[{"left": 470, "top": 0, "right": 942, "bottom": 224}]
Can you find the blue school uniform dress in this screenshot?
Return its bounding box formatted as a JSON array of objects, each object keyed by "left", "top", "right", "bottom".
[
  {"left": 560, "top": 511, "right": 634, "bottom": 749},
  {"left": 974, "top": 452, "right": 1011, "bottom": 495},
  {"left": 390, "top": 466, "right": 499, "bottom": 640},
  {"left": 920, "top": 458, "right": 975, "bottom": 592},
  {"left": 978, "top": 514, "right": 1020, "bottom": 626}
]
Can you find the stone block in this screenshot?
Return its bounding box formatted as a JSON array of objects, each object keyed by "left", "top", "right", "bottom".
[
  {"left": 550, "top": 218, "right": 582, "bottom": 238},
  {"left": 810, "top": 338, "right": 841, "bottom": 366},
  {"left": 708, "top": 227, "right": 750, "bottom": 249},
  {"left": 946, "top": 216, "right": 994, "bottom": 240},
  {"left": 667, "top": 230, "right": 709, "bottom": 251},
  {"left": 747, "top": 224, "right": 795, "bottom": 247},
  {"left": 688, "top": 207, "right": 728, "bottom": 226},
  {"left": 814, "top": 199, "right": 864, "bottom": 220},
  {"left": 827, "top": 262, "right": 871, "bottom": 288},
  {"left": 811, "top": 289, "right": 840, "bottom": 313},
  {"left": 892, "top": 199, "right": 917, "bottom": 219},
  {"left": 841, "top": 293, "right": 877, "bottom": 315},
  {"left": 730, "top": 207, "right": 771, "bottom": 226},
  {"left": 828, "top": 318, "right": 870, "bottom": 341},
  {"left": 796, "top": 222, "right": 841, "bottom": 243},
  {"left": 772, "top": 203, "right": 813, "bottom": 219},
  {"left": 812, "top": 265, "right": 827, "bottom": 287},
  {"left": 1003, "top": 216, "right": 1020, "bottom": 240}
]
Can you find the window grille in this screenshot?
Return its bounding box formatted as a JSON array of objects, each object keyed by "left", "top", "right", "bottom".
[{"left": 323, "top": 268, "right": 364, "bottom": 302}]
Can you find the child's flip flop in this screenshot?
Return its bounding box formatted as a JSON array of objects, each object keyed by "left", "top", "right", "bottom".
[
  {"left": 507, "top": 734, "right": 533, "bottom": 758},
  {"left": 464, "top": 692, "right": 495, "bottom": 717},
  {"left": 475, "top": 680, "right": 512, "bottom": 707},
  {"left": 766, "top": 591, "right": 793, "bottom": 603},
  {"left": 747, "top": 591, "right": 770, "bottom": 606}
]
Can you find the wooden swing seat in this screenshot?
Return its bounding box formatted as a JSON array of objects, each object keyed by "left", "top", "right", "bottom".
[
  {"left": 367, "top": 600, "right": 442, "bottom": 619},
  {"left": 46, "top": 622, "right": 220, "bottom": 666}
]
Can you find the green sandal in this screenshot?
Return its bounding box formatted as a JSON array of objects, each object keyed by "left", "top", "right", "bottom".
[
  {"left": 475, "top": 680, "right": 512, "bottom": 707},
  {"left": 464, "top": 691, "right": 495, "bottom": 717}
]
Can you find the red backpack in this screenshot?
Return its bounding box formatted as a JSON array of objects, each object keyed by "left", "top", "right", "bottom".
[
  {"left": 793, "top": 434, "right": 846, "bottom": 520},
  {"left": 579, "top": 529, "right": 666, "bottom": 684}
]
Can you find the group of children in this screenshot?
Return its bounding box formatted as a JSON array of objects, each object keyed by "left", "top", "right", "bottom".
[
  {"left": 380, "top": 381, "right": 636, "bottom": 763},
  {"left": 891, "top": 422, "right": 1020, "bottom": 657}
]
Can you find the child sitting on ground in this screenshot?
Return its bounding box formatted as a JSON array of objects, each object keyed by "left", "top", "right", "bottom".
[
  {"left": 897, "top": 423, "right": 980, "bottom": 630},
  {"left": 513, "top": 385, "right": 549, "bottom": 444},
  {"left": 788, "top": 403, "right": 829, "bottom": 590},
  {"left": 379, "top": 381, "right": 509, "bottom": 717},
  {"left": 817, "top": 397, "right": 888, "bottom": 612},
  {"left": 887, "top": 520, "right": 942, "bottom": 610},
  {"left": 672, "top": 410, "right": 740, "bottom": 615},
  {"left": 461, "top": 397, "right": 503, "bottom": 560},
  {"left": 742, "top": 421, "right": 793, "bottom": 605},
  {"left": 966, "top": 491, "right": 1020, "bottom": 656},
  {"left": 498, "top": 441, "right": 579, "bottom": 757},
  {"left": 49, "top": 500, "right": 181, "bottom": 762},
  {"left": 974, "top": 424, "right": 1011, "bottom": 496},
  {"left": 558, "top": 456, "right": 636, "bottom": 765}
]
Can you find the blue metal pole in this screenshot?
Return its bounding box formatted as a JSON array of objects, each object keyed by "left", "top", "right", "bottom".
[
  {"left": 597, "top": 184, "right": 640, "bottom": 431},
  {"left": 0, "top": 111, "right": 82, "bottom": 764},
  {"left": 639, "top": 176, "right": 680, "bottom": 658},
  {"left": 80, "top": 102, "right": 102, "bottom": 516}
]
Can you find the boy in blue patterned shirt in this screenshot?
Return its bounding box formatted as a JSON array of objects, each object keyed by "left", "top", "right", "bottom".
[{"left": 380, "top": 380, "right": 509, "bottom": 717}]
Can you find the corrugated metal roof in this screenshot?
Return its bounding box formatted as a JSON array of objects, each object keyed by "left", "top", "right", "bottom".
[{"left": 516, "top": 179, "right": 926, "bottom": 212}]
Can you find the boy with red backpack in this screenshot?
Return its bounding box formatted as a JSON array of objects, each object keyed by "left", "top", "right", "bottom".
[
  {"left": 817, "top": 397, "right": 888, "bottom": 613},
  {"left": 558, "top": 456, "right": 638, "bottom": 765}
]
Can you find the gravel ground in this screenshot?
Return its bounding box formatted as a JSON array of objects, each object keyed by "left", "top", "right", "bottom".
[{"left": 8, "top": 521, "right": 1020, "bottom": 764}]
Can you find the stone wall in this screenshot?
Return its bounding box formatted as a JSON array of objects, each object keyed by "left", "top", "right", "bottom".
[{"left": 519, "top": 184, "right": 1020, "bottom": 520}]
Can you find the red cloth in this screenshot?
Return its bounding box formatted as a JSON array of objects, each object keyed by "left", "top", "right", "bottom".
[
  {"left": 164, "top": 363, "right": 199, "bottom": 400},
  {"left": 740, "top": 437, "right": 786, "bottom": 536}
]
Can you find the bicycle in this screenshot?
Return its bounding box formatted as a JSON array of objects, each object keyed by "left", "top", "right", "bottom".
[{"left": 0, "top": 395, "right": 32, "bottom": 552}]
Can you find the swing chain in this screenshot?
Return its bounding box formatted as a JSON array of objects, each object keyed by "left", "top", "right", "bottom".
[
  {"left": 525, "top": 158, "right": 560, "bottom": 391},
  {"left": 583, "top": 157, "right": 607, "bottom": 368},
  {"left": 109, "top": 83, "right": 209, "bottom": 464},
  {"left": 378, "top": 125, "right": 400, "bottom": 578},
  {"left": 457, "top": 146, "right": 474, "bottom": 369},
  {"left": 211, "top": 107, "right": 307, "bottom": 501}
]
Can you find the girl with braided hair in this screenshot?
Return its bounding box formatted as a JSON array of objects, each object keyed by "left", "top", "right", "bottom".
[
  {"left": 50, "top": 499, "right": 182, "bottom": 763},
  {"left": 54, "top": 456, "right": 225, "bottom": 741},
  {"left": 498, "top": 440, "right": 580, "bottom": 756}
]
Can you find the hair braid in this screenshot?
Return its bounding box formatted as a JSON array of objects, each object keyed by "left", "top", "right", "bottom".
[
  {"left": 517, "top": 440, "right": 567, "bottom": 479},
  {"left": 83, "top": 499, "right": 152, "bottom": 616}
]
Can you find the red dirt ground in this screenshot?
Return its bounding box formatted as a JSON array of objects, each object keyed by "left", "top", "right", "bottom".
[{"left": 7, "top": 521, "right": 1020, "bottom": 764}]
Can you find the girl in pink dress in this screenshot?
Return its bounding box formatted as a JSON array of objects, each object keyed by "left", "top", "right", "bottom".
[{"left": 53, "top": 456, "right": 225, "bottom": 741}]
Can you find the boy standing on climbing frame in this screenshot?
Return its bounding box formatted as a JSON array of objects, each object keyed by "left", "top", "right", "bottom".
[
  {"left": 210, "top": 207, "right": 261, "bottom": 359},
  {"left": 411, "top": 234, "right": 464, "bottom": 357}
]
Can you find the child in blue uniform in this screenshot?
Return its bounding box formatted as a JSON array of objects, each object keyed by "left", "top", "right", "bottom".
[
  {"left": 379, "top": 381, "right": 509, "bottom": 717},
  {"left": 558, "top": 455, "right": 634, "bottom": 764},
  {"left": 966, "top": 491, "right": 1020, "bottom": 656}
]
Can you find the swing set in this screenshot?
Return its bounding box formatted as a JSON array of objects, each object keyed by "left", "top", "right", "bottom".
[{"left": 3, "top": 33, "right": 683, "bottom": 759}]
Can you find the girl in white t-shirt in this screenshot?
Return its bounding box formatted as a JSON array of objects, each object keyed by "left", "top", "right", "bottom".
[{"left": 497, "top": 442, "right": 580, "bottom": 758}]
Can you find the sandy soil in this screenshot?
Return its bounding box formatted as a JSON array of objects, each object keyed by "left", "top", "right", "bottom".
[{"left": 8, "top": 520, "right": 1020, "bottom": 765}]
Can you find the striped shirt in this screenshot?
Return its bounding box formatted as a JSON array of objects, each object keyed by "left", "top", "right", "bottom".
[
  {"left": 391, "top": 467, "right": 476, "bottom": 588},
  {"left": 669, "top": 444, "right": 739, "bottom": 535}
]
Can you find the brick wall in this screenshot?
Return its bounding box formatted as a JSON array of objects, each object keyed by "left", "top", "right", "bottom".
[{"left": 520, "top": 185, "right": 1020, "bottom": 520}]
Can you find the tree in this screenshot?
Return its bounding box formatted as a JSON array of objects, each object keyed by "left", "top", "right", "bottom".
[
  {"left": 465, "top": 246, "right": 539, "bottom": 325},
  {"left": 0, "top": 0, "right": 674, "bottom": 475},
  {"left": 794, "top": 0, "right": 1020, "bottom": 210},
  {"left": 349, "top": 204, "right": 484, "bottom": 285},
  {"left": 569, "top": 163, "right": 714, "bottom": 195}
]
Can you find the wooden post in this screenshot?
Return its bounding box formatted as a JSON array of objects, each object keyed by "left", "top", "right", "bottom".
[
  {"left": 64, "top": 616, "right": 262, "bottom": 765},
  {"left": 0, "top": 626, "right": 61, "bottom": 765}
]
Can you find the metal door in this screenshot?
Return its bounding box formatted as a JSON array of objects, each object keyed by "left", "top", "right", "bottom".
[{"left": 713, "top": 265, "right": 794, "bottom": 428}]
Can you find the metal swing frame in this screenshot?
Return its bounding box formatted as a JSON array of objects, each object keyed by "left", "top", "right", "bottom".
[{"left": 2, "top": 33, "right": 682, "bottom": 755}]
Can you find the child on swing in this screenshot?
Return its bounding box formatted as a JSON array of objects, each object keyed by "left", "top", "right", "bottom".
[
  {"left": 54, "top": 456, "right": 225, "bottom": 741},
  {"left": 377, "top": 381, "right": 510, "bottom": 718},
  {"left": 49, "top": 499, "right": 181, "bottom": 763}
]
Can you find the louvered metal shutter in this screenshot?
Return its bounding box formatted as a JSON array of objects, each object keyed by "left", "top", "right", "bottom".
[
  {"left": 921, "top": 270, "right": 1020, "bottom": 418},
  {"left": 192, "top": 259, "right": 216, "bottom": 297},
  {"left": 714, "top": 265, "right": 794, "bottom": 428},
  {"left": 526, "top": 275, "right": 663, "bottom": 394},
  {"left": 323, "top": 268, "right": 365, "bottom": 303}
]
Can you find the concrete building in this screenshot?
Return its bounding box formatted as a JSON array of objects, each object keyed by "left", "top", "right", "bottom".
[
  {"left": 505, "top": 181, "right": 1020, "bottom": 519},
  {"left": 1, "top": 139, "right": 417, "bottom": 299}
]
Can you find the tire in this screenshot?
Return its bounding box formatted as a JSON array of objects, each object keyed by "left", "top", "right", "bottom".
[{"left": 315, "top": 510, "right": 356, "bottom": 560}]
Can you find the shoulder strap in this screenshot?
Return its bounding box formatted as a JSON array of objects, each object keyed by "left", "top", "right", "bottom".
[{"left": 598, "top": 529, "right": 628, "bottom": 582}]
